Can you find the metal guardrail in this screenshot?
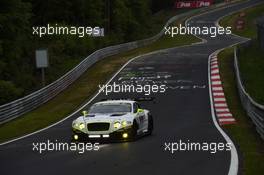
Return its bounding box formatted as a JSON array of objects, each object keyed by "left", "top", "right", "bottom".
[
  {"left": 0, "top": 1, "right": 234, "bottom": 124},
  {"left": 234, "top": 46, "right": 264, "bottom": 140}
]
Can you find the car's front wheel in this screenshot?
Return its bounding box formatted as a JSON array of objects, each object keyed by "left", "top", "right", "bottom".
[
  {"left": 131, "top": 120, "right": 139, "bottom": 140},
  {"left": 147, "top": 114, "right": 153, "bottom": 135}
]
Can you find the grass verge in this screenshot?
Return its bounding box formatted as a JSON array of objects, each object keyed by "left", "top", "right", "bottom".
[
  {"left": 219, "top": 2, "right": 264, "bottom": 104},
  {"left": 218, "top": 48, "right": 264, "bottom": 175},
  {"left": 0, "top": 32, "right": 200, "bottom": 143},
  {"left": 238, "top": 42, "right": 264, "bottom": 104},
  {"left": 219, "top": 3, "right": 264, "bottom": 38}
]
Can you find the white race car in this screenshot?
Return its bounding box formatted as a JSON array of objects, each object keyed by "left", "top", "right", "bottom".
[{"left": 72, "top": 99, "right": 153, "bottom": 141}]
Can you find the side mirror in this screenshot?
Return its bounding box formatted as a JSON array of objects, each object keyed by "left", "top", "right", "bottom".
[
  {"left": 82, "top": 110, "right": 88, "bottom": 117},
  {"left": 137, "top": 108, "right": 144, "bottom": 113}
]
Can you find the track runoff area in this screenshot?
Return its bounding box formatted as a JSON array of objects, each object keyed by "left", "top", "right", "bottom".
[{"left": 0, "top": 1, "right": 262, "bottom": 175}]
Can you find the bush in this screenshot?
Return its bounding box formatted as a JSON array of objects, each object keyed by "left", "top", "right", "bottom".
[{"left": 0, "top": 80, "right": 23, "bottom": 105}]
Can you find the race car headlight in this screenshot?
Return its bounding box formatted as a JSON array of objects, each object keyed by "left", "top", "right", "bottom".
[
  {"left": 114, "top": 121, "right": 121, "bottom": 129},
  {"left": 73, "top": 122, "right": 85, "bottom": 130},
  {"left": 121, "top": 121, "right": 127, "bottom": 127},
  {"left": 73, "top": 122, "right": 78, "bottom": 128},
  {"left": 122, "top": 121, "right": 132, "bottom": 126},
  {"left": 79, "top": 123, "right": 85, "bottom": 130}
]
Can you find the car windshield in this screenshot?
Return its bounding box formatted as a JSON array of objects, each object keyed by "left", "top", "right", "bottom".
[{"left": 89, "top": 103, "right": 131, "bottom": 114}]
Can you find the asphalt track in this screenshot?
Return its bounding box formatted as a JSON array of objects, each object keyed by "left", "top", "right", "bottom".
[{"left": 0, "top": 1, "right": 262, "bottom": 175}]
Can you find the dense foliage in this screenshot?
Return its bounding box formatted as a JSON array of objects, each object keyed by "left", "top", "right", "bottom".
[
  {"left": 0, "top": 0, "right": 162, "bottom": 105},
  {"left": 2, "top": 0, "right": 223, "bottom": 104}
]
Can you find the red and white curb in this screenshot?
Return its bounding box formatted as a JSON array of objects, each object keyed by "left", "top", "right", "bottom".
[{"left": 210, "top": 52, "right": 236, "bottom": 125}]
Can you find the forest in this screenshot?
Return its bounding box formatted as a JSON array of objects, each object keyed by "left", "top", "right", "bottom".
[{"left": 0, "top": 0, "right": 197, "bottom": 105}]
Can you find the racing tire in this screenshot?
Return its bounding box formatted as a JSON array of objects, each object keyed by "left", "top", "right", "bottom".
[
  {"left": 147, "top": 114, "right": 153, "bottom": 135},
  {"left": 131, "top": 120, "right": 139, "bottom": 140}
]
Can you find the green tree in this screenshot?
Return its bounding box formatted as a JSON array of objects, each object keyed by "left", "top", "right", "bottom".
[
  {"left": 0, "top": 80, "right": 23, "bottom": 104},
  {"left": 0, "top": 0, "right": 32, "bottom": 100}
]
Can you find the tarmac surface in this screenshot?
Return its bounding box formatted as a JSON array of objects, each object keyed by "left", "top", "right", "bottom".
[{"left": 0, "top": 1, "right": 262, "bottom": 174}]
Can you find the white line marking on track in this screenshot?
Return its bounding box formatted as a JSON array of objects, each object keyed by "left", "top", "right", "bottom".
[
  {"left": 215, "top": 103, "right": 228, "bottom": 107},
  {"left": 214, "top": 98, "right": 226, "bottom": 102},
  {"left": 211, "top": 60, "right": 218, "bottom": 65},
  {"left": 211, "top": 75, "right": 221, "bottom": 79},
  {"left": 211, "top": 65, "right": 219, "bottom": 69},
  {"left": 216, "top": 108, "right": 229, "bottom": 112},
  {"left": 212, "top": 81, "right": 222, "bottom": 85},
  {"left": 213, "top": 92, "right": 224, "bottom": 96},
  {"left": 211, "top": 69, "right": 219, "bottom": 74},
  {"left": 211, "top": 58, "right": 217, "bottom": 61},
  {"left": 219, "top": 118, "right": 236, "bottom": 122},
  {"left": 212, "top": 87, "right": 223, "bottom": 91},
  {"left": 217, "top": 113, "right": 233, "bottom": 117}
]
